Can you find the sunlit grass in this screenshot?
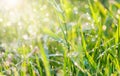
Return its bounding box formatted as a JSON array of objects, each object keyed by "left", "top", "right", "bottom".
[{"left": 0, "top": 0, "right": 120, "bottom": 76}]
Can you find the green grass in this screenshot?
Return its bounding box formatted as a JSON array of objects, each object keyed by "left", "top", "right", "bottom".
[{"left": 0, "top": 0, "right": 120, "bottom": 76}]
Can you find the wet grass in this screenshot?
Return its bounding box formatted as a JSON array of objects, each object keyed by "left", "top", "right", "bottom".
[{"left": 0, "top": 0, "right": 120, "bottom": 76}]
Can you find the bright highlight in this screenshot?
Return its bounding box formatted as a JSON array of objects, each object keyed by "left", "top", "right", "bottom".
[{"left": 2, "top": 0, "right": 23, "bottom": 9}]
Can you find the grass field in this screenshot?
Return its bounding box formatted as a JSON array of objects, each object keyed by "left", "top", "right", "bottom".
[{"left": 0, "top": 0, "right": 120, "bottom": 76}]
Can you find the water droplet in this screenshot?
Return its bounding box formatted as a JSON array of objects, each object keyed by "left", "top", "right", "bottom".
[
  {"left": 102, "top": 25, "right": 106, "bottom": 31},
  {"left": 0, "top": 18, "right": 3, "bottom": 22}
]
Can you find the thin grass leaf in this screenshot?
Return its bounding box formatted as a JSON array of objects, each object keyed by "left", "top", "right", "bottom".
[{"left": 38, "top": 42, "right": 51, "bottom": 76}]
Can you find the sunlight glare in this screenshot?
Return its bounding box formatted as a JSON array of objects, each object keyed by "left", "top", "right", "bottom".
[{"left": 3, "top": 0, "right": 22, "bottom": 9}]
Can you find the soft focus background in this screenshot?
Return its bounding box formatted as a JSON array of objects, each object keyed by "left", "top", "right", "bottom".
[{"left": 0, "top": 0, "right": 120, "bottom": 76}]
